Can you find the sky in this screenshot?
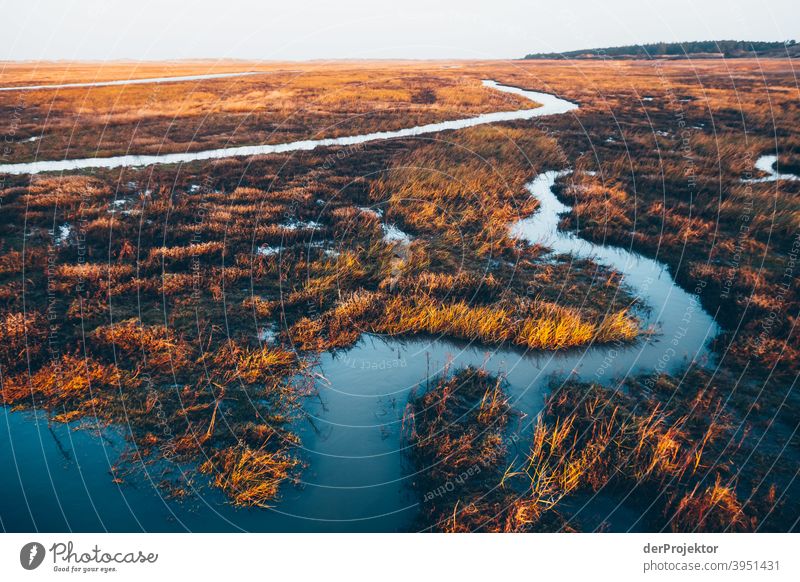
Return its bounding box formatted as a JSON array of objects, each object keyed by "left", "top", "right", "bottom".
[{"left": 1, "top": 0, "right": 798, "bottom": 61}]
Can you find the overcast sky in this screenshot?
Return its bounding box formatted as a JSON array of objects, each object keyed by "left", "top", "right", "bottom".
[{"left": 1, "top": 0, "right": 797, "bottom": 61}]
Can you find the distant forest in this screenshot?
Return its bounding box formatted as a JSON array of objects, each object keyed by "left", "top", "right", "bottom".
[{"left": 524, "top": 40, "right": 798, "bottom": 59}]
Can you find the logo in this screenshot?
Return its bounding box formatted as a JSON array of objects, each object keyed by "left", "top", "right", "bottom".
[{"left": 20, "top": 542, "right": 46, "bottom": 570}]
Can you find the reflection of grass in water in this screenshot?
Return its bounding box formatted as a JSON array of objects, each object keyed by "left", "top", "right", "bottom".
[
  {"left": 0, "top": 131, "right": 641, "bottom": 509},
  {"left": 1, "top": 317, "right": 308, "bottom": 508},
  {"left": 2, "top": 67, "right": 720, "bottom": 516}
]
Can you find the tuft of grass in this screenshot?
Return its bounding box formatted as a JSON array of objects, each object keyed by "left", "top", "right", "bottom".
[
  {"left": 379, "top": 296, "right": 637, "bottom": 350},
  {"left": 668, "top": 475, "right": 751, "bottom": 532},
  {"left": 91, "top": 319, "right": 193, "bottom": 373},
  {"left": 200, "top": 443, "right": 300, "bottom": 508},
  {"left": 1, "top": 353, "right": 127, "bottom": 410}
]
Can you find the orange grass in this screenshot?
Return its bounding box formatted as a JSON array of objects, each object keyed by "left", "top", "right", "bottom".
[
  {"left": 408, "top": 368, "right": 759, "bottom": 532},
  {"left": 200, "top": 443, "right": 300, "bottom": 508},
  {"left": 2, "top": 59, "right": 795, "bottom": 525}
]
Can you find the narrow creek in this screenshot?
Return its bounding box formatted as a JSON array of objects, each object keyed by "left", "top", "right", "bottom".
[
  {"left": 0, "top": 81, "right": 576, "bottom": 175},
  {"left": 744, "top": 154, "right": 800, "bottom": 183},
  {"left": 1, "top": 82, "right": 719, "bottom": 532}
]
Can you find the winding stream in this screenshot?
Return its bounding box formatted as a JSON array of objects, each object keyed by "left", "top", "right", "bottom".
[
  {"left": 744, "top": 154, "right": 800, "bottom": 183},
  {"left": 0, "top": 81, "right": 576, "bottom": 176},
  {"left": 1, "top": 81, "right": 719, "bottom": 532}
]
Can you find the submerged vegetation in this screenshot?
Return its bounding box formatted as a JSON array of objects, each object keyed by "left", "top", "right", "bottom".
[
  {"left": 1, "top": 59, "right": 798, "bottom": 530},
  {"left": 0, "top": 88, "right": 633, "bottom": 510},
  {"left": 408, "top": 367, "right": 777, "bottom": 532}
]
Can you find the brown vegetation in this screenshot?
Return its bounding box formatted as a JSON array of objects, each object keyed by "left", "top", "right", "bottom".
[
  {"left": 408, "top": 368, "right": 777, "bottom": 532},
  {"left": 1, "top": 58, "right": 798, "bottom": 527},
  {"left": 0, "top": 61, "right": 531, "bottom": 161}
]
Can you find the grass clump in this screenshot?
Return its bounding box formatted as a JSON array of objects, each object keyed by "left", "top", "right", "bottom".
[
  {"left": 1, "top": 353, "right": 129, "bottom": 416},
  {"left": 200, "top": 443, "right": 301, "bottom": 508},
  {"left": 289, "top": 292, "right": 638, "bottom": 353},
  {"left": 404, "top": 367, "right": 514, "bottom": 532}
]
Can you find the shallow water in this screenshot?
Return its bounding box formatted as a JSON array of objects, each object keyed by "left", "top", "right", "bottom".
[
  {"left": 744, "top": 154, "right": 800, "bottom": 183},
  {"left": 381, "top": 223, "right": 412, "bottom": 244},
  {"left": 0, "top": 171, "right": 718, "bottom": 532},
  {"left": 0, "top": 81, "right": 577, "bottom": 175},
  {"left": 512, "top": 171, "right": 719, "bottom": 357},
  {"left": 1, "top": 81, "right": 718, "bottom": 532}
]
